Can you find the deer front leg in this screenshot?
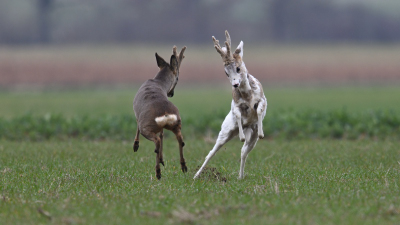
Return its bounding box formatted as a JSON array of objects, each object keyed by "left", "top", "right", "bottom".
[
  {"left": 153, "top": 135, "right": 162, "bottom": 179},
  {"left": 255, "top": 100, "right": 266, "bottom": 139},
  {"left": 233, "top": 106, "right": 245, "bottom": 142},
  {"left": 133, "top": 122, "right": 140, "bottom": 152},
  {"left": 257, "top": 114, "right": 264, "bottom": 139}
]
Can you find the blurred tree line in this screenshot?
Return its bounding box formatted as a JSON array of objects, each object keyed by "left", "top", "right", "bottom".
[{"left": 0, "top": 0, "right": 399, "bottom": 45}]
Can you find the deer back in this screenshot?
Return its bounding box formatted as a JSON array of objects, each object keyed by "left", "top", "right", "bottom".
[
  {"left": 134, "top": 79, "right": 180, "bottom": 133},
  {"left": 133, "top": 46, "right": 186, "bottom": 133}
]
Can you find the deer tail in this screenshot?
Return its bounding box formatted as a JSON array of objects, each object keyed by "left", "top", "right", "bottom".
[{"left": 155, "top": 114, "right": 178, "bottom": 127}]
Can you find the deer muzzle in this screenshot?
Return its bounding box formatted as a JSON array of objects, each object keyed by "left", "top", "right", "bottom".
[
  {"left": 232, "top": 79, "right": 240, "bottom": 88},
  {"left": 167, "top": 90, "right": 174, "bottom": 97}
]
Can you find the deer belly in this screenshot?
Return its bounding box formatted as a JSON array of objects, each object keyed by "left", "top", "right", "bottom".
[{"left": 241, "top": 115, "right": 258, "bottom": 126}]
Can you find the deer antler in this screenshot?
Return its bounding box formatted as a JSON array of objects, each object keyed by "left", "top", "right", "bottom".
[
  {"left": 212, "top": 30, "right": 234, "bottom": 64},
  {"left": 224, "top": 30, "right": 232, "bottom": 58},
  {"left": 173, "top": 46, "right": 186, "bottom": 69}
]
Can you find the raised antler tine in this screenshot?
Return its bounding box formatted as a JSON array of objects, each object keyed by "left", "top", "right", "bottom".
[
  {"left": 178, "top": 46, "right": 186, "bottom": 61},
  {"left": 212, "top": 36, "right": 221, "bottom": 49},
  {"left": 213, "top": 36, "right": 227, "bottom": 58},
  {"left": 214, "top": 45, "right": 225, "bottom": 57},
  {"left": 225, "top": 30, "right": 231, "bottom": 49},
  {"left": 225, "top": 41, "right": 231, "bottom": 58}
]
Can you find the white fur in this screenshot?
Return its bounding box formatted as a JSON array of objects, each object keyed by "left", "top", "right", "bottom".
[
  {"left": 155, "top": 114, "right": 177, "bottom": 127},
  {"left": 194, "top": 40, "right": 267, "bottom": 180},
  {"left": 237, "top": 41, "right": 244, "bottom": 58}
]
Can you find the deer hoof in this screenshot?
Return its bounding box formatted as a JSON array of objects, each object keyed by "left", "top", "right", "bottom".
[
  {"left": 181, "top": 163, "right": 187, "bottom": 173},
  {"left": 239, "top": 133, "right": 246, "bottom": 142},
  {"left": 258, "top": 134, "right": 264, "bottom": 139},
  {"left": 133, "top": 141, "right": 139, "bottom": 152},
  {"left": 156, "top": 169, "right": 161, "bottom": 180},
  {"left": 193, "top": 171, "right": 202, "bottom": 179}
]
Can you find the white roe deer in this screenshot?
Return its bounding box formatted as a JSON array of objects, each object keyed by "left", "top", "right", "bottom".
[{"left": 194, "top": 31, "right": 267, "bottom": 179}]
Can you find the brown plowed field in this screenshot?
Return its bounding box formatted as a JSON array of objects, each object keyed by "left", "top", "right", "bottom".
[{"left": 1, "top": 45, "right": 399, "bottom": 87}]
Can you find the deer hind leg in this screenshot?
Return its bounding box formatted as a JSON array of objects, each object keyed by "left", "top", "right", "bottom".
[
  {"left": 142, "top": 131, "right": 162, "bottom": 179},
  {"left": 194, "top": 112, "right": 238, "bottom": 179},
  {"left": 159, "top": 130, "right": 164, "bottom": 166},
  {"left": 153, "top": 135, "right": 162, "bottom": 179},
  {"left": 172, "top": 127, "right": 187, "bottom": 173},
  {"left": 239, "top": 127, "right": 258, "bottom": 179},
  {"left": 133, "top": 121, "right": 140, "bottom": 152}
]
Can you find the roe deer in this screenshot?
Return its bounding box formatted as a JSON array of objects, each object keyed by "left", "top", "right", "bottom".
[
  {"left": 133, "top": 46, "right": 187, "bottom": 179},
  {"left": 194, "top": 31, "right": 267, "bottom": 179}
]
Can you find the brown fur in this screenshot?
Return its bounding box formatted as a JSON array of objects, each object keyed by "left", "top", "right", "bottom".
[
  {"left": 232, "top": 87, "right": 252, "bottom": 103},
  {"left": 233, "top": 51, "right": 242, "bottom": 65},
  {"left": 133, "top": 46, "right": 187, "bottom": 179},
  {"left": 232, "top": 75, "right": 264, "bottom": 98}
]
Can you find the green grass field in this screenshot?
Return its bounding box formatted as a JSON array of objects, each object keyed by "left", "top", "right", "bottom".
[
  {"left": 1, "top": 140, "right": 399, "bottom": 224},
  {"left": 1, "top": 86, "right": 400, "bottom": 224}
]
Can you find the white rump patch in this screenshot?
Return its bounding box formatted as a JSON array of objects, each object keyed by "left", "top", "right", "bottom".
[{"left": 155, "top": 114, "right": 178, "bottom": 127}]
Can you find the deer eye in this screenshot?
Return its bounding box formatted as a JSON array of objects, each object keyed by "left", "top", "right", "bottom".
[{"left": 236, "top": 67, "right": 240, "bottom": 73}]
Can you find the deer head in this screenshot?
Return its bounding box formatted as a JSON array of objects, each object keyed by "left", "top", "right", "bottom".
[
  {"left": 155, "top": 46, "right": 186, "bottom": 97},
  {"left": 212, "top": 30, "right": 246, "bottom": 88}
]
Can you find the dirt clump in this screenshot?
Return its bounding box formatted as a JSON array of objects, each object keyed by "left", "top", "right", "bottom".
[{"left": 194, "top": 166, "right": 227, "bottom": 182}]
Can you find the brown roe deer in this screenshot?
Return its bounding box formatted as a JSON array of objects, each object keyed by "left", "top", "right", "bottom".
[{"left": 133, "top": 46, "right": 187, "bottom": 179}]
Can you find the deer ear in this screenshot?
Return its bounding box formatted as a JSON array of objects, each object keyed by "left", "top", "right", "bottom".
[
  {"left": 170, "top": 55, "right": 178, "bottom": 74},
  {"left": 235, "top": 41, "right": 244, "bottom": 58},
  {"left": 155, "top": 53, "right": 168, "bottom": 69}
]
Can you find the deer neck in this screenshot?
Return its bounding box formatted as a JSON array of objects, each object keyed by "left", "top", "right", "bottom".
[
  {"left": 154, "top": 69, "right": 175, "bottom": 94},
  {"left": 237, "top": 72, "right": 252, "bottom": 97}
]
